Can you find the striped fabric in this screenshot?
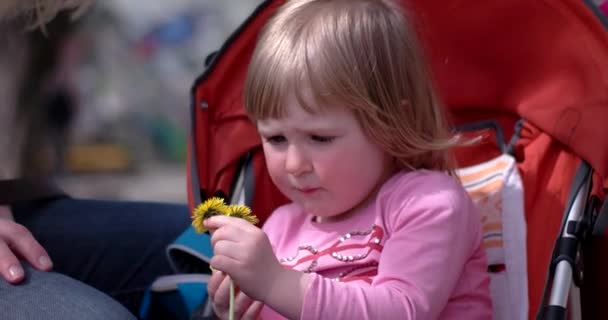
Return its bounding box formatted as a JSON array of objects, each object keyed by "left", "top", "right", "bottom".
[{"left": 457, "top": 154, "right": 528, "bottom": 320}]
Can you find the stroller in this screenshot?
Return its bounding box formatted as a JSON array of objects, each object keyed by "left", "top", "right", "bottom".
[{"left": 183, "top": 0, "right": 608, "bottom": 319}]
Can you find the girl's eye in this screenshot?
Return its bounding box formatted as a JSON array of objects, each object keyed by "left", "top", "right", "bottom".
[
  {"left": 310, "top": 135, "right": 335, "bottom": 143},
  {"left": 265, "top": 135, "right": 287, "bottom": 145}
]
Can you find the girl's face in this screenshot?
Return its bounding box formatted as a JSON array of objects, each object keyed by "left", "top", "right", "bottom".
[{"left": 257, "top": 91, "right": 395, "bottom": 222}]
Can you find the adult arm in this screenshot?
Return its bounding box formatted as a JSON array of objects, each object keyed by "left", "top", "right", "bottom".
[{"left": 0, "top": 205, "right": 53, "bottom": 283}]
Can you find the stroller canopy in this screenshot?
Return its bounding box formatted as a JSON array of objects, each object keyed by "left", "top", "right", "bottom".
[
  {"left": 414, "top": 0, "right": 608, "bottom": 176},
  {"left": 192, "top": 0, "right": 608, "bottom": 177}
]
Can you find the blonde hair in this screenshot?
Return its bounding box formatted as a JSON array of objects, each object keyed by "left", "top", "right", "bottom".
[
  {"left": 0, "top": 0, "right": 90, "bottom": 28},
  {"left": 244, "top": 0, "right": 459, "bottom": 173}
]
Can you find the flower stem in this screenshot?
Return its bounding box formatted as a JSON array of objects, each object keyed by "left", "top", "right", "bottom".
[{"left": 229, "top": 279, "right": 235, "bottom": 320}]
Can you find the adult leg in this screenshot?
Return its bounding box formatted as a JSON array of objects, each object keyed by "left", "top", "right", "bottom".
[
  {"left": 12, "top": 197, "right": 191, "bottom": 315},
  {"left": 0, "top": 264, "right": 135, "bottom": 320}
]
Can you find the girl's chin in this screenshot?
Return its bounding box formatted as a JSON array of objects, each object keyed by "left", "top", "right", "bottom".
[{"left": 301, "top": 206, "right": 339, "bottom": 220}]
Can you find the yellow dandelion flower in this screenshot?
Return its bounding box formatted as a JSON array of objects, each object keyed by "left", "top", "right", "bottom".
[
  {"left": 191, "top": 197, "right": 230, "bottom": 233},
  {"left": 228, "top": 205, "right": 259, "bottom": 225},
  {"left": 190, "top": 200, "right": 258, "bottom": 320}
]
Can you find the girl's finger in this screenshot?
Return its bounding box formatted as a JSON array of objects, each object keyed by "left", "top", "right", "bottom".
[
  {"left": 210, "top": 254, "right": 241, "bottom": 277},
  {"left": 213, "top": 239, "right": 250, "bottom": 263},
  {"left": 205, "top": 215, "right": 255, "bottom": 231},
  {"left": 242, "top": 301, "right": 264, "bottom": 320},
  {"left": 213, "top": 274, "right": 233, "bottom": 310},
  {"left": 207, "top": 270, "right": 226, "bottom": 300},
  {"left": 210, "top": 224, "right": 242, "bottom": 247},
  {"left": 233, "top": 292, "right": 254, "bottom": 319},
  {"left": 210, "top": 222, "right": 256, "bottom": 248}
]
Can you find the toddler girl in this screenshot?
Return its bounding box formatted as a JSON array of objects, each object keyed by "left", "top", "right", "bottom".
[{"left": 205, "top": 0, "right": 493, "bottom": 319}]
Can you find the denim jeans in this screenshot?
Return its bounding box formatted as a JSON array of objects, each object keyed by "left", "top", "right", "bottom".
[
  {"left": 0, "top": 265, "right": 136, "bottom": 320},
  {"left": 11, "top": 197, "right": 191, "bottom": 318}
]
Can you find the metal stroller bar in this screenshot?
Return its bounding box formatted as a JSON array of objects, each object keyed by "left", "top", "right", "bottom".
[{"left": 544, "top": 162, "right": 593, "bottom": 320}]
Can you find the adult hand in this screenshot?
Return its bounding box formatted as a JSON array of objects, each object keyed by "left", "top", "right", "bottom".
[
  {"left": 207, "top": 270, "right": 263, "bottom": 320},
  {"left": 0, "top": 205, "right": 53, "bottom": 283}
]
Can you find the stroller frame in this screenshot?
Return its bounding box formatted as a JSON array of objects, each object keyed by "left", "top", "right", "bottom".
[{"left": 543, "top": 162, "right": 593, "bottom": 320}]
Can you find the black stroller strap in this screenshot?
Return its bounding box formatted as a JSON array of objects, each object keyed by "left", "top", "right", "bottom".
[
  {"left": 188, "top": 133, "right": 202, "bottom": 207},
  {"left": 189, "top": 90, "right": 203, "bottom": 208},
  {"left": 505, "top": 119, "right": 525, "bottom": 156},
  {"left": 0, "top": 178, "right": 66, "bottom": 205},
  {"left": 454, "top": 119, "right": 508, "bottom": 154},
  {"left": 592, "top": 197, "right": 608, "bottom": 237},
  {"left": 556, "top": 162, "right": 592, "bottom": 239},
  {"left": 584, "top": 0, "right": 608, "bottom": 29},
  {"left": 242, "top": 152, "right": 256, "bottom": 207}
]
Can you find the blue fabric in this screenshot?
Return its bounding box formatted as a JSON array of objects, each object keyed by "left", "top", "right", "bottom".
[
  {"left": 0, "top": 264, "right": 136, "bottom": 320},
  {"left": 139, "top": 290, "right": 153, "bottom": 319},
  {"left": 141, "top": 289, "right": 189, "bottom": 320},
  {"left": 139, "top": 281, "right": 208, "bottom": 320},
  {"left": 139, "top": 226, "right": 214, "bottom": 319},
  {"left": 178, "top": 282, "right": 208, "bottom": 315},
  {"left": 171, "top": 226, "right": 214, "bottom": 263},
  {"left": 11, "top": 197, "right": 191, "bottom": 318}
]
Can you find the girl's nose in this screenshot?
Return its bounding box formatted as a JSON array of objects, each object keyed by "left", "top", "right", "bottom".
[{"left": 285, "top": 145, "right": 312, "bottom": 176}]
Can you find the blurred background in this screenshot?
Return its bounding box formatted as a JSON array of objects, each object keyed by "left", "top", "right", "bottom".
[
  {"left": 15, "top": 0, "right": 263, "bottom": 203},
  {"left": 14, "top": 0, "right": 604, "bottom": 205}
]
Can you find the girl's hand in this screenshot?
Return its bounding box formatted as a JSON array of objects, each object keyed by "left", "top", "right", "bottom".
[
  {"left": 205, "top": 215, "right": 282, "bottom": 302},
  {"left": 208, "top": 270, "right": 263, "bottom": 320},
  {"left": 206, "top": 215, "right": 311, "bottom": 320},
  {"left": 0, "top": 206, "right": 53, "bottom": 283}
]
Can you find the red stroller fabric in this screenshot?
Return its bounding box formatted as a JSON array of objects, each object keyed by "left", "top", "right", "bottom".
[{"left": 188, "top": 0, "right": 608, "bottom": 318}]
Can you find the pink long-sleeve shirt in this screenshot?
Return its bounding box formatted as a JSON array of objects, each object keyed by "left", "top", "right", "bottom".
[{"left": 259, "top": 170, "right": 492, "bottom": 320}]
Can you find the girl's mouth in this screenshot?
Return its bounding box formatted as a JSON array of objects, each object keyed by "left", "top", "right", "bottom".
[{"left": 297, "top": 187, "right": 320, "bottom": 195}]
